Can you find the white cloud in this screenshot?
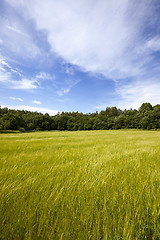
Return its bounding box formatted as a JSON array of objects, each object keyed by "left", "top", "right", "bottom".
[
  {"left": 1, "top": 67, "right": 6, "bottom": 72},
  {"left": 0, "top": 58, "right": 22, "bottom": 76},
  {"left": 61, "top": 61, "right": 75, "bottom": 75},
  {"left": 1, "top": 105, "right": 59, "bottom": 116},
  {"left": 6, "top": 0, "right": 158, "bottom": 79},
  {"left": 11, "top": 78, "right": 39, "bottom": 89},
  {"left": 0, "top": 69, "right": 11, "bottom": 83},
  {"left": 32, "top": 100, "right": 41, "bottom": 104},
  {"left": 3, "top": 0, "right": 160, "bottom": 110},
  {"left": 95, "top": 105, "right": 107, "bottom": 110},
  {"left": 64, "top": 66, "right": 74, "bottom": 75},
  {"left": 115, "top": 80, "right": 160, "bottom": 109},
  {"left": 6, "top": 25, "right": 28, "bottom": 38},
  {"left": 0, "top": 67, "right": 39, "bottom": 89},
  {"left": 9, "top": 97, "right": 23, "bottom": 102},
  {"left": 0, "top": 59, "right": 41, "bottom": 90},
  {"left": 0, "top": 59, "right": 40, "bottom": 89},
  {"left": 0, "top": 13, "right": 40, "bottom": 60},
  {"left": 1, "top": 59, "right": 10, "bottom": 68},
  {"left": 94, "top": 77, "right": 160, "bottom": 111},
  {"left": 36, "top": 72, "right": 53, "bottom": 80},
  {"left": 56, "top": 88, "right": 70, "bottom": 97},
  {"left": 146, "top": 37, "right": 160, "bottom": 52},
  {"left": 56, "top": 78, "right": 80, "bottom": 96}
]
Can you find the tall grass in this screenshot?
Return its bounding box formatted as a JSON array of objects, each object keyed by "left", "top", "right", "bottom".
[{"left": 0, "top": 130, "right": 160, "bottom": 239}]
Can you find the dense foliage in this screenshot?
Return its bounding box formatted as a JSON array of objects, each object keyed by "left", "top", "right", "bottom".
[{"left": 0, "top": 103, "right": 160, "bottom": 131}]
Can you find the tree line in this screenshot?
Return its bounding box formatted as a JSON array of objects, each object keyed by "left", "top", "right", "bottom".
[{"left": 0, "top": 103, "right": 160, "bottom": 132}]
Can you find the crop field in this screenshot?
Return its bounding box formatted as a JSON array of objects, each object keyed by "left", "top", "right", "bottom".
[{"left": 0, "top": 130, "right": 160, "bottom": 239}]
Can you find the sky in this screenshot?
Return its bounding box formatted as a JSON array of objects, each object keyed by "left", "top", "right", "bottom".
[{"left": 0, "top": 0, "right": 160, "bottom": 115}]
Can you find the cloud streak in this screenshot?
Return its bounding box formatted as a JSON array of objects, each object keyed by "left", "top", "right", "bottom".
[
  {"left": 11, "top": 78, "right": 39, "bottom": 89},
  {"left": 0, "top": 14, "right": 41, "bottom": 61},
  {"left": 115, "top": 79, "right": 160, "bottom": 110},
  {"left": 55, "top": 78, "right": 80, "bottom": 96},
  {"left": 0, "top": 68, "right": 39, "bottom": 89},
  {"left": 0, "top": 58, "right": 22, "bottom": 76},
  {"left": 0, "top": 60, "right": 39, "bottom": 89},
  {"left": 6, "top": 0, "right": 160, "bottom": 80},
  {"left": 9, "top": 97, "right": 23, "bottom": 102},
  {"left": 32, "top": 100, "right": 41, "bottom": 104},
  {"left": 1, "top": 0, "right": 160, "bottom": 112}
]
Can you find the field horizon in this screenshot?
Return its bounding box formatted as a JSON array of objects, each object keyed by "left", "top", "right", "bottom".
[{"left": 0, "top": 130, "right": 160, "bottom": 239}]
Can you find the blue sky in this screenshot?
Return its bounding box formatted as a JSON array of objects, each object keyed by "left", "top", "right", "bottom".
[{"left": 0, "top": 0, "right": 160, "bottom": 115}]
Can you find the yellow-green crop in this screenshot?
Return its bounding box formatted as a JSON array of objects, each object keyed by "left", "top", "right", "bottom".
[{"left": 0, "top": 130, "right": 160, "bottom": 239}]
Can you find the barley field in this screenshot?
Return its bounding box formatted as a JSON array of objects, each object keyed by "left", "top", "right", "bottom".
[{"left": 0, "top": 130, "right": 160, "bottom": 239}]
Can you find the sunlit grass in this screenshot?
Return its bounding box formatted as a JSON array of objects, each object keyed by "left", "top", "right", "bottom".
[{"left": 0, "top": 130, "right": 160, "bottom": 239}]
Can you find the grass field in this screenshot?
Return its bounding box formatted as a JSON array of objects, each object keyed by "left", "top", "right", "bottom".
[{"left": 0, "top": 130, "right": 160, "bottom": 239}]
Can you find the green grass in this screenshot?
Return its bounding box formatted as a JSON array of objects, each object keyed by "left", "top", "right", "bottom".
[{"left": 0, "top": 130, "right": 160, "bottom": 239}]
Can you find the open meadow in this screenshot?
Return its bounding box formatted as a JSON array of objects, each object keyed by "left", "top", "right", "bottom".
[{"left": 0, "top": 130, "right": 160, "bottom": 239}]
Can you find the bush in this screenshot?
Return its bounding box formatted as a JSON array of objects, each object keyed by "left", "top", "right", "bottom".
[{"left": 19, "top": 127, "right": 25, "bottom": 132}]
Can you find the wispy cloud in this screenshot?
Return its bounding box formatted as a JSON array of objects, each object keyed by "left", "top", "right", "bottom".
[
  {"left": 0, "top": 67, "right": 39, "bottom": 90},
  {"left": 95, "top": 105, "right": 107, "bottom": 110},
  {"left": 32, "top": 100, "right": 41, "bottom": 104},
  {"left": 1, "top": 67, "right": 6, "bottom": 72},
  {"left": 0, "top": 58, "right": 40, "bottom": 89},
  {"left": 6, "top": 25, "right": 28, "bottom": 38},
  {"left": 56, "top": 88, "right": 70, "bottom": 97},
  {"left": 2, "top": 0, "right": 160, "bottom": 111},
  {"left": 115, "top": 79, "right": 160, "bottom": 109},
  {"left": 7, "top": 0, "right": 159, "bottom": 80},
  {"left": 0, "top": 58, "right": 22, "bottom": 76},
  {"left": 56, "top": 78, "right": 80, "bottom": 96},
  {"left": 9, "top": 97, "right": 23, "bottom": 102},
  {"left": 11, "top": 78, "right": 39, "bottom": 89},
  {"left": 0, "top": 8, "right": 41, "bottom": 61},
  {"left": 61, "top": 61, "right": 76, "bottom": 75},
  {"left": 0, "top": 69, "right": 11, "bottom": 83},
  {"left": 36, "top": 72, "right": 54, "bottom": 80},
  {"left": 0, "top": 56, "right": 77, "bottom": 94},
  {"left": 145, "top": 36, "right": 160, "bottom": 52}
]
